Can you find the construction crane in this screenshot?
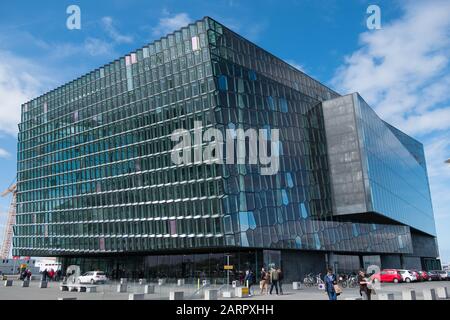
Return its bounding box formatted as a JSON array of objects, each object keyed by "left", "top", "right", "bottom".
[{"left": 1, "top": 182, "right": 17, "bottom": 259}]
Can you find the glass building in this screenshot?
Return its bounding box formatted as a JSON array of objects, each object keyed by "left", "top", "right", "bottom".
[{"left": 13, "top": 17, "right": 440, "bottom": 281}]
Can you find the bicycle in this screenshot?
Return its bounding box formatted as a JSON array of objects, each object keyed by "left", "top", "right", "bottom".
[
  {"left": 303, "top": 273, "right": 315, "bottom": 287},
  {"left": 346, "top": 274, "right": 358, "bottom": 288}
]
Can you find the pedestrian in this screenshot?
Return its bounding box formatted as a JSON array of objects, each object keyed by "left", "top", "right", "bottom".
[
  {"left": 259, "top": 268, "right": 269, "bottom": 295},
  {"left": 269, "top": 267, "right": 279, "bottom": 295},
  {"left": 358, "top": 269, "right": 372, "bottom": 300},
  {"left": 42, "top": 268, "right": 48, "bottom": 282},
  {"left": 277, "top": 267, "right": 284, "bottom": 295},
  {"left": 244, "top": 270, "right": 254, "bottom": 296},
  {"left": 26, "top": 269, "right": 32, "bottom": 281},
  {"left": 324, "top": 267, "right": 338, "bottom": 300},
  {"left": 48, "top": 269, "right": 55, "bottom": 281},
  {"left": 56, "top": 269, "right": 62, "bottom": 282}
]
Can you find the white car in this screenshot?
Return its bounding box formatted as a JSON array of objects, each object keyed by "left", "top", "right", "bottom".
[
  {"left": 77, "top": 271, "right": 108, "bottom": 284},
  {"left": 398, "top": 270, "right": 417, "bottom": 283}
]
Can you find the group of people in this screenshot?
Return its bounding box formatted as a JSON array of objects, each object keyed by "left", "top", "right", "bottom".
[
  {"left": 41, "top": 268, "right": 62, "bottom": 282},
  {"left": 259, "top": 267, "right": 284, "bottom": 296},
  {"left": 19, "top": 269, "right": 32, "bottom": 281},
  {"left": 324, "top": 268, "right": 374, "bottom": 300}
]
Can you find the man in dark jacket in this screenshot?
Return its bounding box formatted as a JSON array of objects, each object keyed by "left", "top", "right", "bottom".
[
  {"left": 324, "top": 268, "right": 337, "bottom": 300},
  {"left": 244, "top": 270, "right": 254, "bottom": 296}
]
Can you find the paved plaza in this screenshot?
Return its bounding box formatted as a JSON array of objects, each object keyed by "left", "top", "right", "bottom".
[{"left": 0, "top": 279, "right": 449, "bottom": 300}]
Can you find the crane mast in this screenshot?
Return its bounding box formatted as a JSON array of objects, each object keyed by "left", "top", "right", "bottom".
[{"left": 1, "top": 182, "right": 17, "bottom": 259}]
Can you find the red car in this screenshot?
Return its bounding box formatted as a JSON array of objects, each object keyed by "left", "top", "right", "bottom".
[
  {"left": 370, "top": 269, "right": 402, "bottom": 283},
  {"left": 413, "top": 270, "right": 429, "bottom": 281}
]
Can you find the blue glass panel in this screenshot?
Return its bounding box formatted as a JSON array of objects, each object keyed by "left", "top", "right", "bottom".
[
  {"left": 267, "top": 96, "right": 275, "bottom": 110},
  {"left": 239, "top": 211, "right": 249, "bottom": 231},
  {"left": 280, "top": 98, "right": 288, "bottom": 113},
  {"left": 286, "top": 172, "right": 294, "bottom": 188},
  {"left": 281, "top": 189, "right": 289, "bottom": 205},
  {"left": 314, "top": 233, "right": 321, "bottom": 250},
  {"left": 240, "top": 232, "right": 249, "bottom": 247},
  {"left": 352, "top": 224, "right": 359, "bottom": 237},
  {"left": 218, "top": 75, "right": 228, "bottom": 91},
  {"left": 300, "top": 202, "right": 308, "bottom": 218},
  {"left": 248, "top": 212, "right": 256, "bottom": 230},
  {"left": 295, "top": 236, "right": 302, "bottom": 249}
]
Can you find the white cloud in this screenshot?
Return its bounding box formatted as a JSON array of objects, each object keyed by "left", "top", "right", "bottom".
[
  {"left": 0, "top": 148, "right": 10, "bottom": 158},
  {"left": 0, "top": 50, "right": 52, "bottom": 137},
  {"left": 152, "top": 13, "right": 192, "bottom": 37},
  {"left": 101, "top": 16, "right": 133, "bottom": 44},
  {"left": 331, "top": 0, "right": 450, "bottom": 261},
  {"left": 332, "top": 0, "right": 450, "bottom": 136},
  {"left": 84, "top": 37, "right": 115, "bottom": 57},
  {"left": 286, "top": 60, "right": 306, "bottom": 72}
]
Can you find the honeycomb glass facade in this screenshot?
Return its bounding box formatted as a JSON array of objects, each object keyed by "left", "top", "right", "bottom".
[{"left": 13, "top": 17, "right": 439, "bottom": 278}]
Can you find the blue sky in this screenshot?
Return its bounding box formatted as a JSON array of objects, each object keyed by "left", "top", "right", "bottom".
[{"left": 0, "top": 0, "right": 449, "bottom": 262}]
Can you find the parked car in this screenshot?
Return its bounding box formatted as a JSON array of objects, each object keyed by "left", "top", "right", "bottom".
[
  {"left": 410, "top": 270, "right": 421, "bottom": 281},
  {"left": 417, "top": 270, "right": 429, "bottom": 281},
  {"left": 77, "top": 271, "right": 108, "bottom": 284},
  {"left": 427, "top": 271, "right": 441, "bottom": 281},
  {"left": 397, "top": 270, "right": 417, "bottom": 283},
  {"left": 432, "top": 270, "right": 449, "bottom": 280},
  {"left": 370, "top": 269, "right": 402, "bottom": 283}
]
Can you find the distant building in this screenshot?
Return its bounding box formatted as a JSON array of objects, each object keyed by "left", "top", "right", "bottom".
[
  {"left": 0, "top": 258, "right": 39, "bottom": 275},
  {"left": 13, "top": 17, "right": 440, "bottom": 281}
]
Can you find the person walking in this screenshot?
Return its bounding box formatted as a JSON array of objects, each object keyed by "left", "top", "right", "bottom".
[
  {"left": 42, "top": 268, "right": 48, "bottom": 282},
  {"left": 26, "top": 269, "right": 32, "bottom": 281},
  {"left": 358, "top": 269, "right": 372, "bottom": 300},
  {"left": 269, "top": 267, "right": 279, "bottom": 295},
  {"left": 244, "top": 270, "right": 254, "bottom": 296},
  {"left": 324, "top": 267, "right": 338, "bottom": 300},
  {"left": 277, "top": 267, "right": 284, "bottom": 295},
  {"left": 259, "top": 268, "right": 269, "bottom": 295}
]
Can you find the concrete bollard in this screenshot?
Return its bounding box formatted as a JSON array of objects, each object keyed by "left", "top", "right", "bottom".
[
  {"left": 129, "top": 293, "right": 145, "bottom": 300},
  {"left": 57, "top": 297, "right": 77, "bottom": 300},
  {"left": 204, "top": 289, "right": 218, "bottom": 300},
  {"left": 222, "top": 291, "right": 234, "bottom": 298},
  {"left": 86, "top": 286, "right": 97, "bottom": 293},
  {"left": 423, "top": 288, "right": 437, "bottom": 300},
  {"left": 4, "top": 280, "right": 13, "bottom": 287},
  {"left": 144, "top": 284, "right": 155, "bottom": 294},
  {"left": 139, "top": 279, "right": 146, "bottom": 285},
  {"left": 292, "top": 282, "right": 301, "bottom": 290},
  {"left": 378, "top": 293, "right": 395, "bottom": 300},
  {"left": 22, "top": 280, "right": 30, "bottom": 288},
  {"left": 39, "top": 281, "right": 48, "bottom": 289},
  {"left": 436, "top": 287, "right": 448, "bottom": 299},
  {"left": 117, "top": 283, "right": 127, "bottom": 293},
  {"left": 120, "top": 278, "right": 128, "bottom": 285},
  {"left": 402, "top": 289, "right": 416, "bottom": 300},
  {"left": 177, "top": 279, "right": 185, "bottom": 286},
  {"left": 169, "top": 291, "right": 184, "bottom": 300}
]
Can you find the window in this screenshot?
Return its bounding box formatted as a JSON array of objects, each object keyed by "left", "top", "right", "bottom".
[
  {"left": 218, "top": 75, "right": 228, "bottom": 91},
  {"left": 191, "top": 36, "right": 200, "bottom": 51}
]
